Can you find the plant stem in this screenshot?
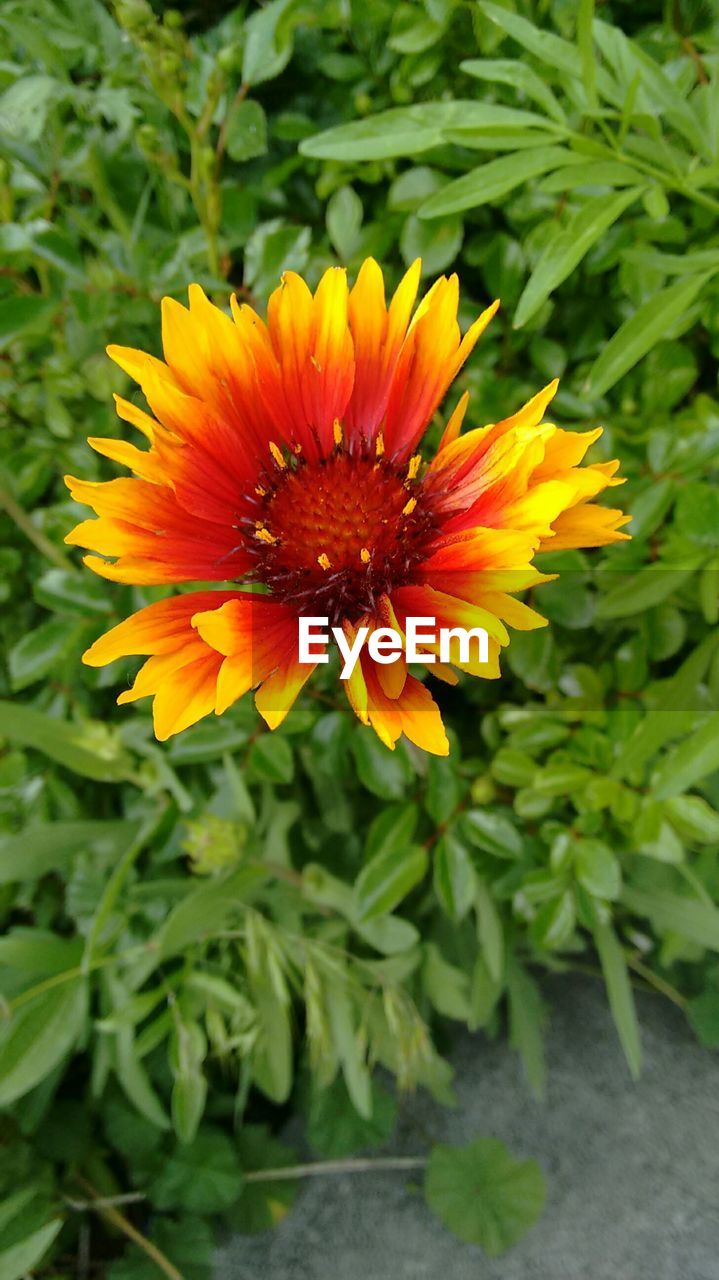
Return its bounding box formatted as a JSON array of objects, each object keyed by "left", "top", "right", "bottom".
[
  {"left": 0, "top": 483, "right": 75, "bottom": 571},
  {"left": 83, "top": 804, "right": 168, "bottom": 970},
  {"left": 244, "top": 1156, "right": 427, "bottom": 1182},
  {"left": 74, "top": 1177, "right": 183, "bottom": 1280},
  {"left": 627, "top": 956, "right": 687, "bottom": 1009},
  {"left": 5, "top": 941, "right": 159, "bottom": 1014}
]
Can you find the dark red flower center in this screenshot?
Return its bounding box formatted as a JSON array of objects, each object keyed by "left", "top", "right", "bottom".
[{"left": 243, "top": 448, "right": 436, "bottom": 623}]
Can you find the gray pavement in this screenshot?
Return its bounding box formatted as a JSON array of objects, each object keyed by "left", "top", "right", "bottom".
[{"left": 215, "top": 976, "right": 719, "bottom": 1279}]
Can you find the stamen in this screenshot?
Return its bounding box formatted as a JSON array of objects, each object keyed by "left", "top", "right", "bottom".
[
  {"left": 255, "top": 485, "right": 267, "bottom": 497},
  {"left": 402, "top": 496, "right": 417, "bottom": 516},
  {"left": 318, "top": 553, "right": 331, "bottom": 571},
  {"left": 375, "top": 431, "right": 385, "bottom": 458},
  {"left": 333, "top": 419, "right": 343, "bottom": 448},
  {"left": 360, "top": 547, "right": 370, "bottom": 564},
  {"left": 255, "top": 526, "right": 277, "bottom": 545},
  {"left": 406, "top": 454, "right": 421, "bottom": 481},
  {"left": 269, "top": 441, "right": 286, "bottom": 469}
]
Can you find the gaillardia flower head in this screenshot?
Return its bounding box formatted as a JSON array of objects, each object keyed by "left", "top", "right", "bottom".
[{"left": 65, "top": 260, "right": 629, "bottom": 755}]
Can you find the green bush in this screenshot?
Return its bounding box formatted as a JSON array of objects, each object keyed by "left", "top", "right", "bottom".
[{"left": 2, "top": 0, "right": 719, "bottom": 1275}]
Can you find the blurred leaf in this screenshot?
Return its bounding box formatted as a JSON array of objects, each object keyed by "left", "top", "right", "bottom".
[
  {"left": 0, "top": 819, "right": 138, "bottom": 885},
  {"left": 462, "top": 809, "right": 523, "bottom": 859},
  {"left": 0, "top": 1218, "right": 63, "bottom": 1280},
  {"left": 228, "top": 1126, "right": 298, "bottom": 1233},
  {"left": 0, "top": 980, "right": 87, "bottom": 1106},
  {"left": 460, "top": 58, "right": 565, "bottom": 123},
  {"left": 326, "top": 185, "right": 363, "bottom": 260},
  {"left": 149, "top": 1128, "right": 244, "bottom": 1213},
  {"left": 591, "top": 917, "right": 641, "bottom": 1078},
  {"left": 0, "top": 700, "right": 134, "bottom": 781},
  {"left": 575, "top": 839, "right": 621, "bottom": 900},
  {"left": 354, "top": 844, "right": 428, "bottom": 921},
  {"left": 307, "top": 1075, "right": 396, "bottom": 1158},
  {"left": 434, "top": 832, "right": 476, "bottom": 922},
  {"left": 652, "top": 713, "right": 719, "bottom": 799},
  {"left": 225, "top": 100, "right": 268, "bottom": 162},
  {"left": 687, "top": 991, "right": 719, "bottom": 1049},
  {"left": 507, "top": 960, "right": 546, "bottom": 1097},
  {"left": 425, "top": 1138, "right": 545, "bottom": 1254},
  {"left": 242, "top": 0, "right": 299, "bottom": 86},
  {"left": 622, "top": 886, "right": 719, "bottom": 952}
]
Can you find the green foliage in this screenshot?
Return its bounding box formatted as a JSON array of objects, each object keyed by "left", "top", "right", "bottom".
[{"left": 3, "top": 0, "right": 719, "bottom": 1274}]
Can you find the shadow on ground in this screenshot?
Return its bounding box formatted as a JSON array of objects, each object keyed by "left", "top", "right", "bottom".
[{"left": 215, "top": 976, "right": 719, "bottom": 1280}]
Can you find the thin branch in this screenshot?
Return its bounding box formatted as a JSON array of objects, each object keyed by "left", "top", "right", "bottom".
[
  {"left": 627, "top": 955, "right": 687, "bottom": 1009},
  {"left": 216, "top": 82, "right": 249, "bottom": 165},
  {"left": 244, "top": 1156, "right": 427, "bottom": 1183},
  {"left": 66, "top": 1192, "right": 147, "bottom": 1211},
  {"left": 0, "top": 483, "right": 75, "bottom": 571},
  {"left": 74, "top": 1177, "right": 183, "bottom": 1280}
]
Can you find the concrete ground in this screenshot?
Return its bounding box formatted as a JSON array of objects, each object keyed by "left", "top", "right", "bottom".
[{"left": 215, "top": 976, "right": 719, "bottom": 1280}]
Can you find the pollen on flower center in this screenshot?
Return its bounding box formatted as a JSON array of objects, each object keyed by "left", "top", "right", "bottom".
[{"left": 245, "top": 449, "right": 436, "bottom": 622}]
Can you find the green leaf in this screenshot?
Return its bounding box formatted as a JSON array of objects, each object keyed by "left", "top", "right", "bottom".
[
  {"left": 107, "top": 1216, "right": 213, "bottom": 1280},
  {"left": 514, "top": 188, "right": 643, "bottom": 328},
  {"left": 481, "top": 2, "right": 581, "bottom": 76},
  {"left": 301, "top": 103, "right": 554, "bottom": 162},
  {"left": 34, "top": 567, "right": 112, "bottom": 615},
  {"left": 664, "top": 795, "right": 719, "bottom": 844},
  {"left": 306, "top": 1076, "right": 396, "bottom": 1159},
  {"left": 0, "top": 927, "right": 82, "bottom": 974},
  {"left": 651, "top": 713, "right": 719, "bottom": 799},
  {"left": 595, "top": 567, "right": 697, "bottom": 619},
  {"left": 156, "top": 865, "right": 267, "bottom": 961},
  {"left": 228, "top": 1126, "right": 298, "bottom": 1233},
  {"left": 354, "top": 844, "right": 428, "bottom": 921},
  {"left": 0, "top": 296, "right": 56, "bottom": 346},
  {"left": 0, "top": 980, "right": 87, "bottom": 1105},
  {"left": 575, "top": 839, "right": 621, "bottom": 900},
  {"left": 0, "top": 819, "right": 138, "bottom": 886},
  {"left": 419, "top": 147, "right": 571, "bottom": 219},
  {"left": 423, "top": 942, "right": 472, "bottom": 1021},
  {"left": 242, "top": 0, "right": 298, "bottom": 86},
  {"left": 530, "top": 890, "right": 576, "bottom": 951},
  {"left": 460, "top": 58, "right": 566, "bottom": 123},
  {"left": 474, "top": 876, "right": 504, "bottom": 981},
  {"left": 149, "top": 1128, "right": 244, "bottom": 1213},
  {"left": 326, "top": 185, "right": 363, "bottom": 260},
  {"left": 687, "top": 991, "right": 719, "bottom": 1049},
  {"left": 366, "top": 804, "right": 419, "bottom": 860},
  {"left": 247, "top": 734, "right": 294, "bottom": 784},
  {"left": 585, "top": 273, "right": 715, "bottom": 398},
  {"left": 0, "top": 75, "right": 61, "bottom": 141},
  {"left": 577, "top": 0, "right": 597, "bottom": 110},
  {"left": 225, "top": 100, "right": 268, "bottom": 162},
  {"left": 0, "top": 1218, "right": 63, "bottom": 1280},
  {"left": 507, "top": 960, "right": 546, "bottom": 1097},
  {"left": 9, "top": 617, "right": 84, "bottom": 691},
  {"left": 351, "top": 730, "right": 412, "bottom": 799},
  {"left": 591, "top": 918, "right": 641, "bottom": 1079},
  {"left": 462, "top": 809, "right": 523, "bottom": 859},
  {"left": 433, "top": 833, "right": 476, "bottom": 922},
  {"left": 425, "top": 1138, "right": 545, "bottom": 1255},
  {"left": 400, "top": 214, "right": 463, "bottom": 275},
  {"left": 621, "top": 886, "right": 719, "bottom": 952},
  {"left": 114, "top": 1022, "right": 171, "bottom": 1131},
  {"left": 0, "top": 699, "right": 134, "bottom": 781}
]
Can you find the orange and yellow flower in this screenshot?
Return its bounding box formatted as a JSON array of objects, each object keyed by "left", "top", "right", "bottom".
[{"left": 65, "top": 259, "right": 629, "bottom": 755}]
